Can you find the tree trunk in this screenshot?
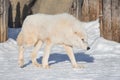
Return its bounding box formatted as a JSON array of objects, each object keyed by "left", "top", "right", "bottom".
[
  {"left": 111, "top": 0, "right": 119, "bottom": 42},
  {"left": 102, "top": 0, "right": 112, "bottom": 40},
  {"left": 32, "top": 0, "right": 73, "bottom": 14},
  {"left": 119, "top": 0, "right": 120, "bottom": 41},
  {"left": 0, "top": 0, "right": 8, "bottom": 42},
  {"left": 99, "top": 0, "right": 103, "bottom": 37},
  {"left": 81, "top": 0, "right": 89, "bottom": 21}
]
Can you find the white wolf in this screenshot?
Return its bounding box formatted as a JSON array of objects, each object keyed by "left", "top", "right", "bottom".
[{"left": 17, "top": 13, "right": 90, "bottom": 68}]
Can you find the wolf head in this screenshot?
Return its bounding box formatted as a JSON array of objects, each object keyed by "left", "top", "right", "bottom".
[
  {"left": 73, "top": 30, "right": 90, "bottom": 50},
  {"left": 77, "top": 18, "right": 100, "bottom": 50}
]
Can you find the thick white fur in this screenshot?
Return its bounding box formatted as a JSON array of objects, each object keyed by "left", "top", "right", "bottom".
[{"left": 17, "top": 13, "right": 88, "bottom": 68}]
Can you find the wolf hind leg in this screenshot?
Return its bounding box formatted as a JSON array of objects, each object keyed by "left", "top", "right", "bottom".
[
  {"left": 31, "top": 40, "right": 43, "bottom": 67},
  {"left": 42, "top": 39, "right": 52, "bottom": 69}
]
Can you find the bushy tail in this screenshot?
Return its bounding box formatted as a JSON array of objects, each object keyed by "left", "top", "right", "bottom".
[{"left": 17, "top": 32, "right": 23, "bottom": 46}]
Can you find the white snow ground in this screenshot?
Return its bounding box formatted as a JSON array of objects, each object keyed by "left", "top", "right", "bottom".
[{"left": 0, "top": 19, "right": 120, "bottom": 80}]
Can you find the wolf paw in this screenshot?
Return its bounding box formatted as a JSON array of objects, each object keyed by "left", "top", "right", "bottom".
[
  {"left": 32, "top": 62, "right": 41, "bottom": 67},
  {"left": 73, "top": 64, "right": 84, "bottom": 69},
  {"left": 78, "top": 64, "right": 85, "bottom": 68},
  {"left": 18, "top": 59, "right": 24, "bottom": 68},
  {"left": 42, "top": 65, "right": 50, "bottom": 69}
]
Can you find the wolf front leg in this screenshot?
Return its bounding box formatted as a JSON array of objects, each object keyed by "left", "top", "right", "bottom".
[
  {"left": 31, "top": 40, "right": 43, "bottom": 67},
  {"left": 42, "top": 39, "right": 52, "bottom": 69},
  {"left": 63, "top": 45, "right": 83, "bottom": 68},
  {"left": 18, "top": 46, "right": 24, "bottom": 68}
]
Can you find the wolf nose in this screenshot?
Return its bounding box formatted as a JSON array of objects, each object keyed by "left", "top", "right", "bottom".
[{"left": 87, "top": 47, "right": 90, "bottom": 50}]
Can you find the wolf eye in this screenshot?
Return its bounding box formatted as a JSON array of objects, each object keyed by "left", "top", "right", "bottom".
[{"left": 81, "top": 39, "right": 84, "bottom": 42}]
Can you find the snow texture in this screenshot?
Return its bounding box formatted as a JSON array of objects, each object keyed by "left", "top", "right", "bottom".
[{"left": 0, "top": 19, "right": 120, "bottom": 80}]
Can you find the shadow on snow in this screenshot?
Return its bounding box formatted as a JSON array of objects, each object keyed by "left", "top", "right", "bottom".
[{"left": 24, "top": 52, "right": 94, "bottom": 67}]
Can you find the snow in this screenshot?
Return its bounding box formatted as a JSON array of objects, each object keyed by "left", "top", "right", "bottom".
[{"left": 0, "top": 20, "right": 120, "bottom": 80}]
